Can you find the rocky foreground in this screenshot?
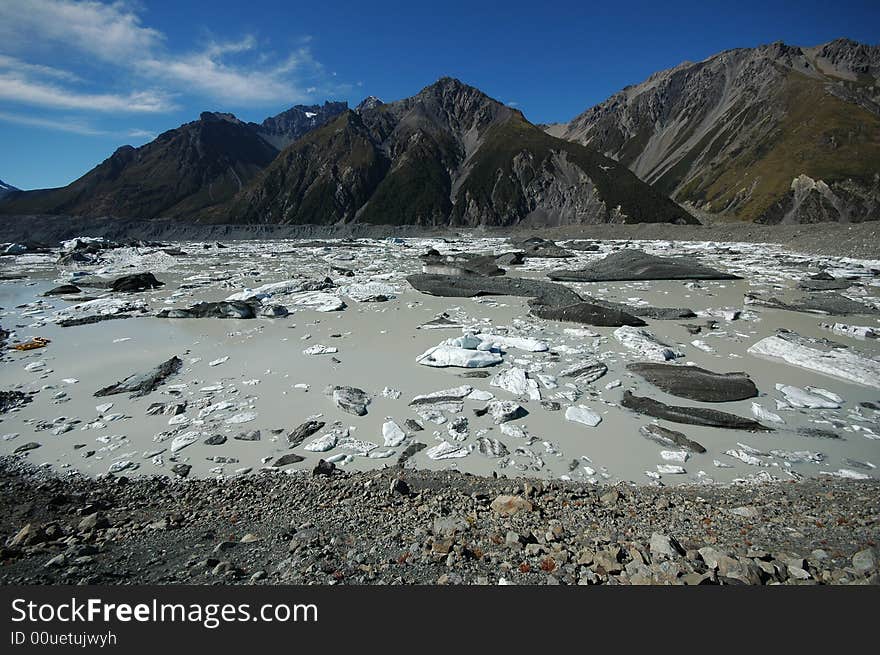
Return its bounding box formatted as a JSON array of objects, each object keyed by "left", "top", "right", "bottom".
[{"left": 1, "top": 457, "right": 877, "bottom": 585}]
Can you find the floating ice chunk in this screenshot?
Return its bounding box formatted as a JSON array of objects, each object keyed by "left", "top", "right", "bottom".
[
  {"left": 416, "top": 345, "right": 502, "bottom": 368},
  {"left": 467, "top": 389, "right": 494, "bottom": 401},
  {"left": 475, "top": 333, "right": 549, "bottom": 352},
  {"left": 656, "top": 464, "right": 686, "bottom": 474},
  {"left": 818, "top": 322, "right": 877, "bottom": 340},
  {"left": 304, "top": 432, "right": 338, "bottom": 452},
  {"left": 536, "top": 374, "right": 558, "bottom": 389},
  {"left": 426, "top": 440, "right": 469, "bottom": 460},
  {"left": 410, "top": 386, "right": 473, "bottom": 404},
  {"left": 198, "top": 401, "right": 234, "bottom": 419},
  {"left": 476, "top": 437, "right": 509, "bottom": 458},
  {"left": 53, "top": 297, "right": 146, "bottom": 321},
  {"left": 209, "top": 356, "right": 229, "bottom": 367},
  {"left": 748, "top": 335, "right": 880, "bottom": 389},
  {"left": 287, "top": 291, "right": 345, "bottom": 312},
  {"left": 95, "top": 403, "right": 114, "bottom": 414},
  {"left": 381, "top": 387, "right": 401, "bottom": 399},
  {"left": 806, "top": 387, "right": 843, "bottom": 404},
  {"left": 447, "top": 417, "right": 469, "bottom": 441},
  {"left": 821, "top": 468, "right": 871, "bottom": 480},
  {"left": 226, "top": 411, "right": 257, "bottom": 424},
  {"left": 660, "top": 450, "right": 689, "bottom": 463},
  {"left": 170, "top": 432, "right": 198, "bottom": 453},
  {"left": 490, "top": 367, "right": 540, "bottom": 400},
  {"left": 613, "top": 326, "right": 684, "bottom": 362},
  {"left": 558, "top": 360, "right": 608, "bottom": 383},
  {"left": 337, "top": 438, "right": 378, "bottom": 454},
  {"left": 382, "top": 420, "right": 406, "bottom": 447},
  {"left": 109, "top": 460, "right": 138, "bottom": 474},
  {"left": 499, "top": 423, "right": 533, "bottom": 442},
  {"left": 340, "top": 282, "right": 398, "bottom": 301},
  {"left": 691, "top": 339, "right": 714, "bottom": 353},
  {"left": 563, "top": 327, "right": 599, "bottom": 338},
  {"left": 725, "top": 449, "right": 767, "bottom": 466},
  {"left": 487, "top": 400, "right": 527, "bottom": 424},
  {"left": 564, "top": 405, "right": 602, "bottom": 427},
  {"left": 303, "top": 344, "right": 338, "bottom": 355},
  {"left": 751, "top": 402, "right": 786, "bottom": 424},
  {"left": 770, "top": 450, "right": 825, "bottom": 464},
  {"left": 443, "top": 335, "right": 484, "bottom": 350},
  {"left": 225, "top": 279, "right": 312, "bottom": 302},
  {"left": 775, "top": 384, "right": 840, "bottom": 409},
  {"left": 698, "top": 307, "right": 741, "bottom": 322}
]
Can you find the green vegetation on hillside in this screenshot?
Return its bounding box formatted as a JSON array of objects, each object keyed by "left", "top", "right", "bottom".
[{"left": 677, "top": 69, "right": 880, "bottom": 221}]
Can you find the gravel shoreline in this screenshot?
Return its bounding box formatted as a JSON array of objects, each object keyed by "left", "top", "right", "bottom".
[{"left": 1, "top": 457, "right": 877, "bottom": 585}]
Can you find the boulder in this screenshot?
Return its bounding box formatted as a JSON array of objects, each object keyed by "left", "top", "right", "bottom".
[
  {"left": 110, "top": 273, "right": 164, "bottom": 293},
  {"left": 548, "top": 249, "right": 740, "bottom": 282},
  {"left": 627, "top": 363, "right": 759, "bottom": 402},
  {"left": 621, "top": 391, "right": 773, "bottom": 431}
]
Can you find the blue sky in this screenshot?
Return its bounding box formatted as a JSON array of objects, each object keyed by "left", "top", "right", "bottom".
[{"left": 1, "top": 0, "right": 878, "bottom": 190}]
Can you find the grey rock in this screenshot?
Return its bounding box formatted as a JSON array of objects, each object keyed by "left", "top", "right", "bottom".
[
  {"left": 171, "top": 463, "right": 192, "bottom": 478},
  {"left": 406, "top": 273, "right": 646, "bottom": 327},
  {"left": 110, "top": 272, "right": 164, "bottom": 292},
  {"left": 622, "top": 391, "right": 773, "bottom": 431},
  {"left": 326, "top": 386, "right": 370, "bottom": 416},
  {"left": 287, "top": 420, "right": 325, "bottom": 447},
  {"left": 273, "top": 453, "right": 305, "bottom": 467},
  {"left": 639, "top": 424, "right": 706, "bottom": 453},
  {"left": 548, "top": 249, "right": 739, "bottom": 282},
  {"left": 157, "top": 301, "right": 257, "bottom": 319},
  {"left": 627, "top": 363, "right": 759, "bottom": 402},
  {"left": 852, "top": 548, "right": 877, "bottom": 573},
  {"left": 94, "top": 356, "right": 182, "bottom": 398},
  {"left": 650, "top": 532, "right": 685, "bottom": 558}
]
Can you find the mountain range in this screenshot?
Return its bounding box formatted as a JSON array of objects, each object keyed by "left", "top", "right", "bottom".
[
  {"left": 546, "top": 38, "right": 880, "bottom": 224},
  {"left": 210, "top": 77, "right": 693, "bottom": 226},
  {"left": 1, "top": 38, "right": 878, "bottom": 227}
]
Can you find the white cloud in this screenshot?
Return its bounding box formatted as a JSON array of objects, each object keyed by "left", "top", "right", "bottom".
[
  {"left": 0, "top": 0, "right": 163, "bottom": 62},
  {"left": 0, "top": 54, "right": 81, "bottom": 83},
  {"left": 0, "top": 110, "right": 154, "bottom": 140},
  {"left": 137, "top": 43, "right": 320, "bottom": 105},
  {"left": 0, "top": 109, "right": 107, "bottom": 135},
  {"left": 0, "top": 1, "right": 336, "bottom": 111},
  {"left": 0, "top": 73, "right": 174, "bottom": 112}
]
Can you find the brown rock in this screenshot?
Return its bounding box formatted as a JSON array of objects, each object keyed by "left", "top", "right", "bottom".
[{"left": 490, "top": 494, "right": 534, "bottom": 517}]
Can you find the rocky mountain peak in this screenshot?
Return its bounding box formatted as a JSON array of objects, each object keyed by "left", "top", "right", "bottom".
[
  {"left": 255, "top": 101, "right": 349, "bottom": 150},
  {"left": 199, "top": 111, "right": 244, "bottom": 124},
  {"left": 548, "top": 37, "right": 880, "bottom": 225},
  {"left": 355, "top": 96, "right": 383, "bottom": 113}
]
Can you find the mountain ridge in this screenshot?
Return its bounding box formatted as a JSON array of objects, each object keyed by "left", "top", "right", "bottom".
[
  {"left": 205, "top": 77, "right": 695, "bottom": 227},
  {"left": 546, "top": 38, "right": 880, "bottom": 223}
]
